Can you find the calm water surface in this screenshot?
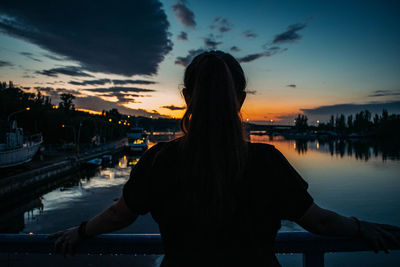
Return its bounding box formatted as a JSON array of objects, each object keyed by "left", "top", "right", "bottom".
[{"left": 3, "top": 134, "right": 400, "bottom": 266}]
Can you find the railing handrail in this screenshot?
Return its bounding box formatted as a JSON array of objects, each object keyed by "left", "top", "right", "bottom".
[
  {"left": 1, "top": 232, "right": 399, "bottom": 267},
  {"left": 1, "top": 231, "right": 400, "bottom": 254}
]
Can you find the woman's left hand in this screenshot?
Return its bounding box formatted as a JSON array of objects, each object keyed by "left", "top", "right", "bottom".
[{"left": 48, "top": 226, "right": 83, "bottom": 257}]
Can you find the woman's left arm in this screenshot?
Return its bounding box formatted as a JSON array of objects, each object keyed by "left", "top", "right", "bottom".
[{"left": 49, "top": 196, "right": 138, "bottom": 256}]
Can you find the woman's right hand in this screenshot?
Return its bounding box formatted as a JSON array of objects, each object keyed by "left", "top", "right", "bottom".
[{"left": 358, "top": 221, "right": 400, "bottom": 253}]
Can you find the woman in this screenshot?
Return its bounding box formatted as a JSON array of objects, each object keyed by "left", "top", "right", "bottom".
[{"left": 50, "top": 51, "right": 400, "bottom": 266}]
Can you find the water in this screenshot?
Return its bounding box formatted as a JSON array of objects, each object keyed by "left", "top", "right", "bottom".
[{"left": 1, "top": 134, "right": 400, "bottom": 266}]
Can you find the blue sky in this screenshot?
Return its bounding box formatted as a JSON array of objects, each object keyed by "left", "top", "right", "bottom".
[{"left": 0, "top": 0, "right": 399, "bottom": 123}]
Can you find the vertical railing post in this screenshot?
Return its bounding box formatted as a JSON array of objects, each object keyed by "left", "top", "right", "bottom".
[{"left": 303, "top": 252, "right": 324, "bottom": 267}]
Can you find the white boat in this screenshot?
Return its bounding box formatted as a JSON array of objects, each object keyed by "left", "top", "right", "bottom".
[
  {"left": 0, "top": 120, "right": 42, "bottom": 168},
  {"left": 127, "top": 127, "right": 148, "bottom": 153}
]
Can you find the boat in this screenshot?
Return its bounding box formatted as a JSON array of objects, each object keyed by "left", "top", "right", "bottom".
[
  {"left": 0, "top": 120, "right": 42, "bottom": 168},
  {"left": 87, "top": 158, "right": 102, "bottom": 166},
  {"left": 127, "top": 127, "right": 148, "bottom": 153}
]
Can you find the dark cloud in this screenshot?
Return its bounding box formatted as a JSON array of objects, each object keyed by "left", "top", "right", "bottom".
[
  {"left": 287, "top": 84, "right": 296, "bottom": 88},
  {"left": 74, "top": 95, "right": 163, "bottom": 117},
  {"left": 172, "top": 0, "right": 196, "bottom": 28},
  {"left": 161, "top": 105, "right": 185, "bottom": 111},
  {"left": 203, "top": 35, "right": 222, "bottom": 49},
  {"left": 20, "top": 52, "right": 42, "bottom": 62},
  {"left": 272, "top": 23, "right": 307, "bottom": 44},
  {"left": 69, "top": 79, "right": 111, "bottom": 86},
  {"left": 237, "top": 47, "right": 287, "bottom": 63},
  {"left": 69, "top": 78, "right": 157, "bottom": 86},
  {"left": 0, "top": 60, "right": 13, "bottom": 67},
  {"left": 246, "top": 90, "right": 256, "bottom": 95},
  {"left": 243, "top": 30, "right": 257, "bottom": 38},
  {"left": 368, "top": 90, "right": 400, "bottom": 97},
  {"left": 230, "top": 46, "right": 240, "bottom": 52},
  {"left": 85, "top": 86, "right": 155, "bottom": 94},
  {"left": 175, "top": 48, "right": 206, "bottom": 67},
  {"left": 43, "top": 54, "right": 65, "bottom": 61},
  {"left": 0, "top": 0, "right": 173, "bottom": 76},
  {"left": 35, "top": 66, "right": 94, "bottom": 78},
  {"left": 112, "top": 79, "right": 157, "bottom": 85},
  {"left": 177, "top": 31, "right": 188, "bottom": 41},
  {"left": 209, "top": 17, "right": 233, "bottom": 33},
  {"left": 301, "top": 101, "right": 400, "bottom": 121}
]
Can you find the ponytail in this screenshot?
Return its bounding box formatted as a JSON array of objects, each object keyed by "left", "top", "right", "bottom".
[{"left": 180, "top": 51, "right": 247, "bottom": 226}]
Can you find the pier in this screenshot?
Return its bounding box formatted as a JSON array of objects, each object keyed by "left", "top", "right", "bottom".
[{"left": 0, "top": 138, "right": 127, "bottom": 198}]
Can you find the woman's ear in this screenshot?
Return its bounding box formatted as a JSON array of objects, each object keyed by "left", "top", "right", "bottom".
[{"left": 182, "top": 88, "right": 190, "bottom": 105}]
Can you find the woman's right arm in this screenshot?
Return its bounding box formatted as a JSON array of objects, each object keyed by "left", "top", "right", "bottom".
[{"left": 296, "top": 203, "right": 400, "bottom": 253}]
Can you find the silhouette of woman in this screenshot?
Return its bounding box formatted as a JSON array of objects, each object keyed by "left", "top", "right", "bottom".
[{"left": 50, "top": 50, "right": 400, "bottom": 266}]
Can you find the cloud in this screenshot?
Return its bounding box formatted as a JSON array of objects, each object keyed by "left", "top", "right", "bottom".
[
  {"left": 237, "top": 47, "right": 287, "bottom": 63},
  {"left": 35, "top": 86, "right": 164, "bottom": 117},
  {"left": 246, "top": 90, "right": 256, "bottom": 95},
  {"left": 35, "top": 66, "right": 94, "bottom": 77},
  {"left": 0, "top": 60, "right": 13, "bottom": 67},
  {"left": 209, "top": 17, "right": 233, "bottom": 33},
  {"left": 112, "top": 79, "right": 157, "bottom": 85},
  {"left": 0, "top": 0, "right": 173, "bottom": 76},
  {"left": 69, "top": 79, "right": 111, "bottom": 86},
  {"left": 172, "top": 0, "right": 196, "bottom": 28},
  {"left": 175, "top": 48, "right": 206, "bottom": 67},
  {"left": 242, "top": 30, "right": 257, "bottom": 38},
  {"left": 161, "top": 105, "right": 185, "bottom": 111},
  {"left": 368, "top": 89, "right": 400, "bottom": 97},
  {"left": 287, "top": 84, "right": 296, "bottom": 88},
  {"left": 203, "top": 35, "right": 222, "bottom": 49},
  {"left": 177, "top": 31, "right": 188, "bottom": 41},
  {"left": 85, "top": 86, "right": 155, "bottom": 94},
  {"left": 43, "top": 54, "right": 65, "bottom": 61},
  {"left": 20, "top": 52, "right": 42, "bottom": 62},
  {"left": 272, "top": 23, "right": 307, "bottom": 44},
  {"left": 230, "top": 46, "right": 240, "bottom": 52}
]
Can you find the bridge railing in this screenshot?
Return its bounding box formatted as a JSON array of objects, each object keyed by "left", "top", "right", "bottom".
[{"left": 1, "top": 232, "right": 399, "bottom": 267}]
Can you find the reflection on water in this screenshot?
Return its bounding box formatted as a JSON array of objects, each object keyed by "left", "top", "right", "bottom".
[{"left": 0, "top": 134, "right": 399, "bottom": 266}]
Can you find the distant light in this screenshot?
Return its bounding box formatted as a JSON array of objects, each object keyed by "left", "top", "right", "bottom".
[
  {"left": 128, "top": 115, "right": 130, "bottom": 118},
  {"left": 317, "top": 120, "right": 320, "bottom": 124},
  {"left": 294, "top": 120, "right": 296, "bottom": 123},
  {"left": 270, "top": 119, "right": 273, "bottom": 122},
  {"left": 118, "top": 121, "right": 121, "bottom": 124},
  {"left": 150, "top": 116, "right": 153, "bottom": 119},
  {"left": 108, "top": 118, "right": 112, "bottom": 122},
  {"left": 123, "top": 122, "right": 127, "bottom": 125},
  {"left": 29, "top": 232, "right": 34, "bottom": 235},
  {"left": 26, "top": 107, "right": 30, "bottom": 111},
  {"left": 246, "top": 118, "right": 249, "bottom": 122},
  {"left": 127, "top": 123, "right": 130, "bottom": 126},
  {"left": 61, "top": 124, "right": 65, "bottom": 128}
]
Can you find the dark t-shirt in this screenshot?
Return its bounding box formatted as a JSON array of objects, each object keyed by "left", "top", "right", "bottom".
[{"left": 123, "top": 139, "right": 313, "bottom": 267}]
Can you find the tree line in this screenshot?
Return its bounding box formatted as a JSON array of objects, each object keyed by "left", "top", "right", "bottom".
[{"left": 294, "top": 110, "right": 400, "bottom": 138}]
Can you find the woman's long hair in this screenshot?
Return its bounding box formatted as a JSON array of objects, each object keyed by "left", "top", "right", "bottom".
[{"left": 180, "top": 50, "right": 248, "bottom": 226}]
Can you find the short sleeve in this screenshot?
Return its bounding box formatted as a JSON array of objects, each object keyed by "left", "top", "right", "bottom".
[
  {"left": 122, "top": 143, "right": 164, "bottom": 215},
  {"left": 272, "top": 148, "right": 314, "bottom": 221}
]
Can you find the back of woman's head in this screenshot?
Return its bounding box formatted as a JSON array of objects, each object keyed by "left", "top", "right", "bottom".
[{"left": 180, "top": 50, "right": 248, "bottom": 225}]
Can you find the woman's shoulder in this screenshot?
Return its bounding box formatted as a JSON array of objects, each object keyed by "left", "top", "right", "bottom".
[{"left": 247, "top": 142, "right": 276, "bottom": 153}]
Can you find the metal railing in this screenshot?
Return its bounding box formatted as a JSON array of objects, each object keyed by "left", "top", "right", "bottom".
[{"left": 1, "top": 232, "right": 399, "bottom": 267}]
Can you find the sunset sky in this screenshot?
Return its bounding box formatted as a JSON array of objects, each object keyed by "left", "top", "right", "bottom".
[{"left": 1, "top": 0, "right": 399, "bottom": 124}]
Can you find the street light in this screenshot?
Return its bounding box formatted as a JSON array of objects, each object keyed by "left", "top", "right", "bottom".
[{"left": 7, "top": 107, "right": 31, "bottom": 121}]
